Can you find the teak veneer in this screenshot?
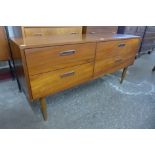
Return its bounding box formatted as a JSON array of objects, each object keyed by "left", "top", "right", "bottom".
[{"left": 10, "top": 34, "right": 141, "bottom": 120}]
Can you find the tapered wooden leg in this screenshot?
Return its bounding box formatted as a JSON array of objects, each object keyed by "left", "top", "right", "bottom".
[
  {"left": 152, "top": 65, "right": 155, "bottom": 72},
  {"left": 120, "top": 67, "right": 128, "bottom": 84},
  {"left": 40, "top": 97, "right": 47, "bottom": 121}
]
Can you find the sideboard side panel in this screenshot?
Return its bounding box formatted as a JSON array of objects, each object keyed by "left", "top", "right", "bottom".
[{"left": 10, "top": 40, "right": 32, "bottom": 100}]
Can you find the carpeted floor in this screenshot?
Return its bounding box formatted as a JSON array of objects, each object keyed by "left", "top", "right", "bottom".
[{"left": 0, "top": 52, "right": 155, "bottom": 129}]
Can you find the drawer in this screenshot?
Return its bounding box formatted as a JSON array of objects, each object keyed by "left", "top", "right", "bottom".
[
  {"left": 30, "top": 63, "right": 94, "bottom": 99},
  {"left": 44, "top": 27, "right": 82, "bottom": 35},
  {"left": 86, "top": 26, "right": 118, "bottom": 34},
  {"left": 94, "top": 57, "right": 135, "bottom": 76},
  {"left": 24, "top": 27, "right": 43, "bottom": 37},
  {"left": 94, "top": 39, "right": 140, "bottom": 76},
  {"left": 25, "top": 43, "right": 96, "bottom": 75},
  {"left": 95, "top": 39, "right": 140, "bottom": 61},
  {"left": 24, "top": 27, "right": 82, "bottom": 37},
  {"left": 146, "top": 26, "right": 155, "bottom": 32}
]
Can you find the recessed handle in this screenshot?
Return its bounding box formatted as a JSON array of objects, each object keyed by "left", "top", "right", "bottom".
[
  {"left": 60, "top": 71, "right": 75, "bottom": 78},
  {"left": 33, "top": 33, "right": 43, "bottom": 36},
  {"left": 59, "top": 50, "right": 76, "bottom": 56},
  {"left": 118, "top": 43, "right": 126, "bottom": 47}
]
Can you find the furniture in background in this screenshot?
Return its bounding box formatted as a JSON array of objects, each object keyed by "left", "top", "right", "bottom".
[
  {"left": 117, "top": 26, "right": 155, "bottom": 57},
  {"left": 0, "top": 26, "right": 14, "bottom": 79},
  {"left": 9, "top": 26, "right": 118, "bottom": 38},
  {"left": 11, "top": 26, "right": 83, "bottom": 37},
  {"left": 10, "top": 33, "right": 140, "bottom": 120},
  {"left": 83, "top": 26, "right": 118, "bottom": 35}
]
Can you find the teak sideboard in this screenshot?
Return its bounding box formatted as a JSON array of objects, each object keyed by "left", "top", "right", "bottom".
[{"left": 10, "top": 34, "right": 141, "bottom": 120}]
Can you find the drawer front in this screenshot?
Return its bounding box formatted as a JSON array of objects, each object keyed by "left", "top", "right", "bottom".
[
  {"left": 24, "top": 27, "right": 42, "bottom": 37},
  {"left": 86, "top": 26, "right": 118, "bottom": 34},
  {"left": 30, "top": 63, "right": 93, "bottom": 99},
  {"left": 96, "top": 39, "right": 140, "bottom": 60},
  {"left": 24, "top": 27, "right": 82, "bottom": 37},
  {"left": 44, "top": 27, "right": 82, "bottom": 35},
  {"left": 94, "top": 39, "right": 140, "bottom": 76},
  {"left": 25, "top": 43, "right": 96, "bottom": 75},
  {"left": 94, "top": 58, "right": 135, "bottom": 76}
]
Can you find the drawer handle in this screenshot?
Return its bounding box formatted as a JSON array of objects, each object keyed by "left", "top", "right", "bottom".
[
  {"left": 33, "top": 33, "right": 43, "bottom": 36},
  {"left": 70, "top": 32, "right": 78, "bottom": 34},
  {"left": 59, "top": 50, "right": 76, "bottom": 56},
  {"left": 118, "top": 43, "right": 126, "bottom": 47},
  {"left": 60, "top": 71, "right": 75, "bottom": 78},
  {"left": 89, "top": 32, "right": 96, "bottom": 34},
  {"left": 115, "top": 58, "right": 122, "bottom": 63}
]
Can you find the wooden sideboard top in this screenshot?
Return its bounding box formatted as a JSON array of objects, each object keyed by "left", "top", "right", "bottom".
[{"left": 10, "top": 34, "right": 140, "bottom": 49}]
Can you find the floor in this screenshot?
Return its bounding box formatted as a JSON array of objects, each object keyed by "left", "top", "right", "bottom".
[{"left": 0, "top": 52, "right": 155, "bottom": 129}]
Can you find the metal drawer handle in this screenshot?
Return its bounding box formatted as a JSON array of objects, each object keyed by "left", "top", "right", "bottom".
[
  {"left": 89, "top": 32, "right": 96, "bottom": 34},
  {"left": 118, "top": 43, "right": 126, "bottom": 47},
  {"left": 33, "top": 33, "right": 43, "bottom": 36},
  {"left": 59, "top": 50, "right": 76, "bottom": 56},
  {"left": 70, "top": 32, "right": 78, "bottom": 34},
  {"left": 115, "top": 58, "right": 122, "bottom": 63},
  {"left": 60, "top": 71, "right": 75, "bottom": 78}
]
